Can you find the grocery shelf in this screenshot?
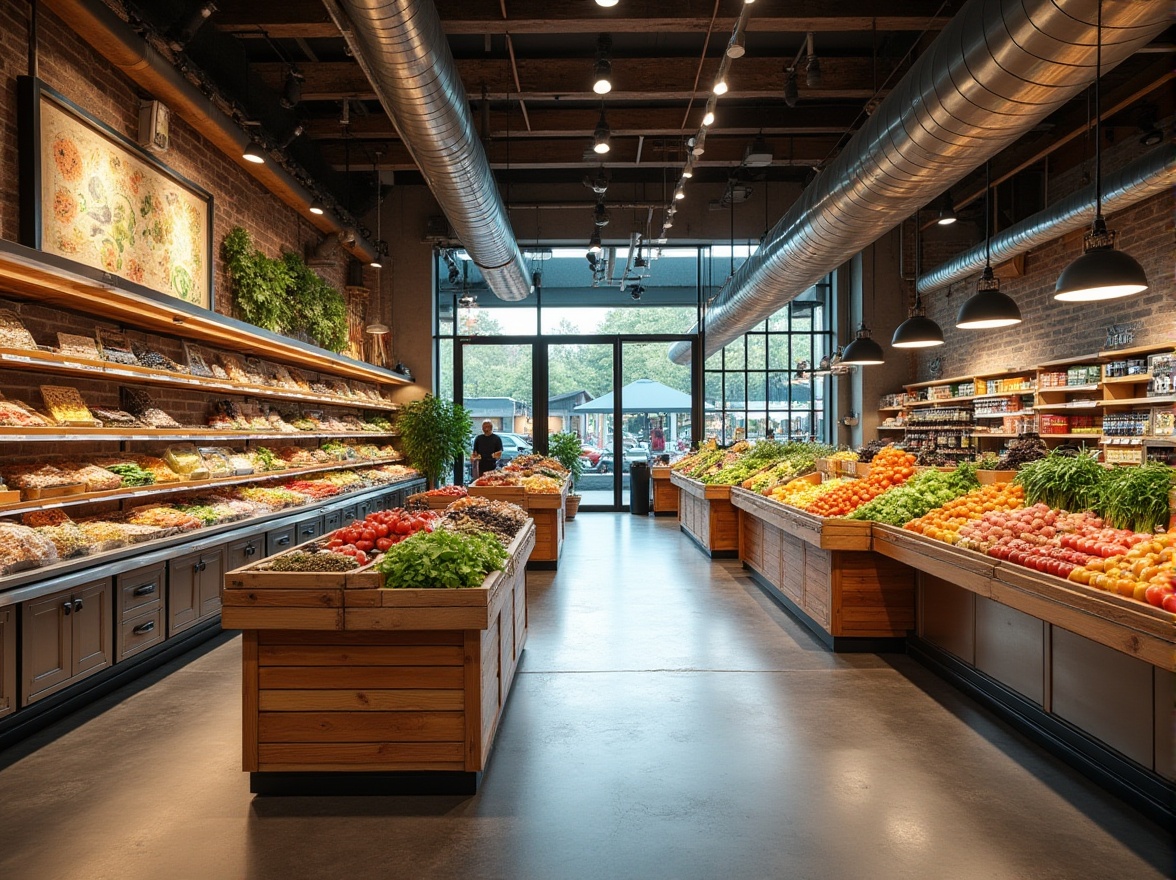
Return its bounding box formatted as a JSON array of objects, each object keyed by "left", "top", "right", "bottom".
[
  {"left": 877, "top": 406, "right": 905, "bottom": 413},
  {"left": 1101, "top": 374, "right": 1153, "bottom": 385},
  {"left": 877, "top": 425, "right": 905, "bottom": 431},
  {"left": 1100, "top": 436, "right": 1176, "bottom": 447},
  {"left": 0, "top": 427, "right": 398, "bottom": 442},
  {"left": 1098, "top": 342, "right": 1175, "bottom": 359},
  {"left": 1036, "top": 384, "right": 1101, "bottom": 394},
  {"left": 973, "top": 410, "right": 1034, "bottom": 419},
  {"left": 906, "top": 395, "right": 976, "bottom": 407},
  {"left": 972, "top": 390, "right": 1035, "bottom": 400},
  {"left": 1032, "top": 401, "right": 1101, "bottom": 412},
  {"left": 0, "top": 348, "right": 400, "bottom": 412},
  {"left": 0, "top": 456, "right": 409, "bottom": 519}
]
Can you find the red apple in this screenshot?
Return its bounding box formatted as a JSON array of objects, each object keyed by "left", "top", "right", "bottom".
[{"left": 1162, "top": 593, "right": 1176, "bottom": 614}]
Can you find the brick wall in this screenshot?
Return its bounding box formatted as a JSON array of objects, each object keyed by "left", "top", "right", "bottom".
[{"left": 0, "top": 3, "right": 353, "bottom": 320}]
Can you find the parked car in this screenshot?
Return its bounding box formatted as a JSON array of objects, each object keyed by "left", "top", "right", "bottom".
[
  {"left": 579, "top": 445, "right": 605, "bottom": 467},
  {"left": 595, "top": 445, "right": 650, "bottom": 474}
]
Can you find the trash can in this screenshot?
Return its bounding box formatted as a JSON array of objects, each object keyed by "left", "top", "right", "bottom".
[{"left": 629, "top": 462, "right": 651, "bottom": 515}]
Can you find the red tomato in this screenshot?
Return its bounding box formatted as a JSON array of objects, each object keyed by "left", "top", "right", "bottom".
[
  {"left": 1145, "top": 585, "right": 1173, "bottom": 607},
  {"left": 339, "top": 546, "right": 357, "bottom": 556},
  {"left": 360, "top": 529, "right": 376, "bottom": 542},
  {"left": 375, "top": 537, "right": 393, "bottom": 552},
  {"left": 354, "top": 551, "right": 368, "bottom": 566},
  {"left": 1162, "top": 593, "right": 1176, "bottom": 614},
  {"left": 355, "top": 539, "right": 374, "bottom": 552},
  {"left": 373, "top": 523, "right": 390, "bottom": 538},
  {"left": 394, "top": 520, "right": 412, "bottom": 535}
]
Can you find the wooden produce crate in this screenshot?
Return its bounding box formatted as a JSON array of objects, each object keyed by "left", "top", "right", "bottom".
[
  {"left": 976, "top": 470, "right": 1016, "bottom": 485},
  {"left": 469, "top": 481, "right": 566, "bottom": 568},
  {"left": 233, "top": 522, "right": 535, "bottom": 790},
  {"left": 467, "top": 484, "right": 527, "bottom": 506},
  {"left": 734, "top": 490, "right": 914, "bottom": 649},
  {"left": 406, "top": 491, "right": 461, "bottom": 511},
  {"left": 670, "top": 471, "right": 737, "bottom": 557},
  {"left": 651, "top": 466, "right": 679, "bottom": 517},
  {"left": 222, "top": 534, "right": 349, "bottom": 631}
]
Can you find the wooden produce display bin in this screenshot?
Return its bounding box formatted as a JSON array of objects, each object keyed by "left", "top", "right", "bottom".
[
  {"left": 732, "top": 488, "right": 914, "bottom": 650},
  {"left": 651, "top": 466, "right": 679, "bottom": 517},
  {"left": 669, "top": 471, "right": 737, "bottom": 557},
  {"left": 406, "top": 491, "right": 462, "bottom": 511},
  {"left": 468, "top": 480, "right": 567, "bottom": 569},
  {"left": 224, "top": 522, "right": 536, "bottom": 795}
]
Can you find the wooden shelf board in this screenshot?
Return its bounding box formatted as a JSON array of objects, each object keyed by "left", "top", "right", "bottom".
[
  {"left": 1035, "top": 353, "right": 1105, "bottom": 369},
  {"left": 1100, "top": 374, "right": 1153, "bottom": 385},
  {"left": 974, "top": 410, "right": 1034, "bottom": 419},
  {"left": 0, "top": 457, "right": 410, "bottom": 519},
  {"left": 906, "top": 396, "right": 976, "bottom": 408},
  {"left": 0, "top": 348, "right": 399, "bottom": 412},
  {"left": 0, "top": 241, "right": 411, "bottom": 388},
  {"left": 877, "top": 406, "right": 905, "bottom": 412},
  {"left": 1036, "top": 384, "right": 1101, "bottom": 394},
  {"left": 1032, "top": 402, "right": 1101, "bottom": 412},
  {"left": 877, "top": 425, "right": 905, "bottom": 431},
  {"left": 0, "top": 428, "right": 399, "bottom": 442},
  {"left": 1097, "top": 396, "right": 1176, "bottom": 408},
  {"left": 1100, "top": 437, "right": 1176, "bottom": 447},
  {"left": 1098, "top": 342, "right": 1175, "bottom": 359}
]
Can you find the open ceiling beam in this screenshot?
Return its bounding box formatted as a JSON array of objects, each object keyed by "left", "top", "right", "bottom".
[
  {"left": 256, "top": 56, "right": 900, "bottom": 103},
  {"left": 215, "top": 0, "right": 958, "bottom": 38}
]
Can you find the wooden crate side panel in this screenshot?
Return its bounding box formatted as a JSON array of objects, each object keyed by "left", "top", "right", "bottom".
[
  {"left": 480, "top": 618, "right": 502, "bottom": 764},
  {"left": 464, "top": 629, "right": 485, "bottom": 772},
  {"left": 803, "top": 547, "right": 832, "bottom": 627},
  {"left": 259, "top": 666, "right": 465, "bottom": 689},
  {"left": 740, "top": 511, "right": 763, "bottom": 572},
  {"left": 258, "top": 711, "right": 464, "bottom": 742},
  {"left": 709, "top": 499, "right": 739, "bottom": 551},
  {"left": 762, "top": 521, "right": 783, "bottom": 587},
  {"left": 780, "top": 531, "right": 806, "bottom": 604},
  {"left": 221, "top": 607, "right": 343, "bottom": 631},
  {"left": 223, "top": 589, "right": 343, "bottom": 608},
  {"left": 259, "top": 689, "right": 465, "bottom": 711},
  {"left": 344, "top": 607, "right": 490, "bottom": 630},
  {"left": 258, "top": 645, "right": 463, "bottom": 667},
  {"left": 242, "top": 630, "right": 259, "bottom": 772},
  {"left": 831, "top": 551, "right": 916, "bottom": 637},
  {"left": 258, "top": 742, "right": 465, "bottom": 768},
  {"left": 257, "top": 630, "right": 464, "bottom": 646}
]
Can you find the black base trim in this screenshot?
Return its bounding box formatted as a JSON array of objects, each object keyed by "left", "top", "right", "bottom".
[
  {"left": 251, "top": 771, "right": 482, "bottom": 797},
  {"left": 0, "top": 619, "right": 227, "bottom": 754},
  {"left": 526, "top": 560, "right": 558, "bottom": 571},
  {"left": 745, "top": 567, "right": 907, "bottom": 653},
  {"left": 679, "top": 525, "right": 738, "bottom": 559},
  {"left": 653, "top": 510, "right": 677, "bottom": 517},
  {"left": 909, "top": 636, "right": 1175, "bottom": 827}
]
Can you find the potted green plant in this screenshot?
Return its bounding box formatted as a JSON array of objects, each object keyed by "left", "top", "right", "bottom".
[
  {"left": 396, "top": 395, "right": 473, "bottom": 489},
  {"left": 548, "top": 431, "right": 585, "bottom": 519}
]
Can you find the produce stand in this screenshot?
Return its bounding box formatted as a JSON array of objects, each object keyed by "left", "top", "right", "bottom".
[
  {"left": 871, "top": 524, "right": 1175, "bottom": 824},
  {"left": 223, "top": 521, "right": 536, "bottom": 795},
  {"left": 731, "top": 488, "right": 913, "bottom": 650},
  {"left": 468, "top": 481, "right": 567, "bottom": 569},
  {"left": 669, "top": 471, "right": 737, "bottom": 557},
  {"left": 651, "top": 466, "right": 679, "bottom": 517}
]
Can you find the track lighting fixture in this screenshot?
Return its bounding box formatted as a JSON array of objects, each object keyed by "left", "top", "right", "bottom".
[
  {"left": 279, "top": 68, "right": 304, "bottom": 110},
  {"left": 957, "top": 162, "right": 1022, "bottom": 329},
  {"left": 592, "top": 108, "right": 611, "bottom": 155},
  {"left": 593, "top": 35, "right": 613, "bottom": 95},
  {"left": 712, "top": 76, "right": 729, "bottom": 96},
  {"left": 1054, "top": 0, "right": 1148, "bottom": 303},
  {"left": 308, "top": 200, "right": 325, "bottom": 216},
  {"left": 369, "top": 241, "right": 387, "bottom": 269},
  {"left": 682, "top": 163, "right": 694, "bottom": 179},
  {"left": 726, "top": 26, "right": 746, "bottom": 59},
  {"left": 168, "top": 1, "right": 216, "bottom": 52},
  {"left": 278, "top": 124, "right": 304, "bottom": 150},
  {"left": 702, "top": 110, "right": 714, "bottom": 127},
  {"left": 783, "top": 67, "right": 799, "bottom": 108},
  {"left": 242, "top": 141, "right": 265, "bottom": 164},
  {"left": 595, "top": 0, "right": 618, "bottom": 6},
  {"left": 673, "top": 185, "right": 686, "bottom": 201},
  {"left": 936, "top": 201, "right": 957, "bottom": 225},
  {"left": 588, "top": 230, "right": 602, "bottom": 255},
  {"left": 593, "top": 202, "right": 610, "bottom": 227}
]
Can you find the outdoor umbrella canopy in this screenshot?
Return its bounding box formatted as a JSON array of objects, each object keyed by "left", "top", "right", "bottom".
[{"left": 572, "top": 378, "right": 694, "bottom": 413}]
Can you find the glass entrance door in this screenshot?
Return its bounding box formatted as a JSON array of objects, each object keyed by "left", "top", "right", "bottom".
[
  {"left": 456, "top": 340, "right": 534, "bottom": 482},
  {"left": 545, "top": 341, "right": 614, "bottom": 508}
]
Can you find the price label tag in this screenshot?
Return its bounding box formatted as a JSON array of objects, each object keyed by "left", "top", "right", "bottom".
[
  {"left": 107, "top": 369, "right": 136, "bottom": 377},
  {"left": 3, "top": 354, "right": 31, "bottom": 363},
  {"left": 129, "top": 435, "right": 153, "bottom": 441},
  {"left": 62, "top": 361, "right": 99, "bottom": 371}
]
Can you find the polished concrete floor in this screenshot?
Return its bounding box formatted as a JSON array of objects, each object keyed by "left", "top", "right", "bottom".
[{"left": 0, "top": 514, "right": 1170, "bottom": 880}]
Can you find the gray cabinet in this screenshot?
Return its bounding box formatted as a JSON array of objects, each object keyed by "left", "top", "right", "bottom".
[
  {"left": 168, "top": 547, "right": 225, "bottom": 636},
  {"left": 22, "top": 579, "right": 112, "bottom": 706},
  {"left": 0, "top": 608, "right": 14, "bottom": 719},
  {"left": 226, "top": 534, "right": 263, "bottom": 572},
  {"left": 265, "top": 524, "right": 296, "bottom": 557},
  {"left": 116, "top": 565, "right": 165, "bottom": 661},
  {"left": 293, "top": 515, "right": 324, "bottom": 544}
]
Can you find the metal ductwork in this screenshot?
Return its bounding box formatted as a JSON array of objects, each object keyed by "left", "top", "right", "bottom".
[
  {"left": 324, "top": 0, "right": 532, "bottom": 302},
  {"left": 668, "top": 0, "right": 1168, "bottom": 365},
  {"left": 918, "top": 145, "right": 1176, "bottom": 293}
]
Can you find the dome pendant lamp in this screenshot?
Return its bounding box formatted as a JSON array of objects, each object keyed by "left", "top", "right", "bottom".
[
  {"left": 841, "top": 246, "right": 885, "bottom": 366},
  {"left": 892, "top": 209, "right": 945, "bottom": 348},
  {"left": 957, "top": 162, "right": 1022, "bottom": 330},
  {"left": 1055, "top": 0, "right": 1148, "bottom": 302}
]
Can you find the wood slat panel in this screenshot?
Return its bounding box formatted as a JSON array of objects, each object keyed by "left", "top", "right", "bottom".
[
  {"left": 223, "top": 589, "right": 342, "bottom": 607},
  {"left": 464, "top": 629, "right": 484, "bottom": 772},
  {"left": 257, "top": 630, "right": 464, "bottom": 646},
  {"left": 258, "top": 742, "right": 465, "bottom": 764},
  {"left": 242, "top": 630, "right": 259, "bottom": 772},
  {"left": 258, "top": 711, "right": 464, "bottom": 742},
  {"left": 259, "top": 645, "right": 464, "bottom": 667},
  {"left": 259, "top": 689, "right": 465, "bottom": 712},
  {"left": 259, "top": 666, "right": 465, "bottom": 689},
  {"left": 345, "top": 607, "right": 490, "bottom": 630},
  {"left": 221, "top": 607, "right": 343, "bottom": 631}
]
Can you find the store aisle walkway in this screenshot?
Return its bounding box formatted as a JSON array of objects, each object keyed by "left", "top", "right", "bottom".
[{"left": 0, "top": 514, "right": 1170, "bottom": 880}]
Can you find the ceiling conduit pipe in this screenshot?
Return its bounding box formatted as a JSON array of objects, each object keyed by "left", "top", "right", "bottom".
[
  {"left": 667, "top": 0, "right": 1168, "bottom": 365},
  {"left": 323, "top": 0, "right": 532, "bottom": 302},
  {"left": 917, "top": 144, "right": 1176, "bottom": 293}
]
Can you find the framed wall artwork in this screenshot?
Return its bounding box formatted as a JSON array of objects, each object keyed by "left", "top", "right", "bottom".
[{"left": 18, "top": 76, "right": 213, "bottom": 310}]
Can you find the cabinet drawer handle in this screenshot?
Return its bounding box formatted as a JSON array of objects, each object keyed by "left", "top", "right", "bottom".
[
  {"left": 275, "top": 536, "right": 291, "bottom": 547},
  {"left": 300, "top": 526, "right": 315, "bottom": 536},
  {"left": 62, "top": 601, "right": 72, "bottom": 617},
  {"left": 132, "top": 583, "right": 157, "bottom": 597},
  {"left": 73, "top": 598, "right": 84, "bottom": 613},
  {"left": 198, "top": 560, "right": 207, "bottom": 573},
  {"left": 132, "top": 620, "right": 156, "bottom": 635},
  {"left": 244, "top": 543, "right": 257, "bottom": 557}
]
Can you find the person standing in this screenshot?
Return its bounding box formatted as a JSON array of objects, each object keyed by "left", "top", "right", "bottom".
[
  {"left": 471, "top": 420, "right": 503, "bottom": 477},
  {"left": 650, "top": 420, "right": 665, "bottom": 453}
]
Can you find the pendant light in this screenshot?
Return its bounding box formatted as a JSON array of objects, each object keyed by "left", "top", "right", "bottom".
[
  {"left": 956, "top": 162, "right": 1022, "bottom": 330},
  {"left": 841, "top": 246, "right": 885, "bottom": 366},
  {"left": 592, "top": 106, "right": 611, "bottom": 155},
  {"left": 892, "top": 210, "right": 944, "bottom": 348},
  {"left": 592, "top": 35, "right": 612, "bottom": 95},
  {"left": 1054, "top": 0, "right": 1149, "bottom": 302}
]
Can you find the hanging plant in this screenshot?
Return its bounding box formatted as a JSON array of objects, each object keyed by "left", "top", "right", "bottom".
[{"left": 222, "top": 227, "right": 349, "bottom": 353}]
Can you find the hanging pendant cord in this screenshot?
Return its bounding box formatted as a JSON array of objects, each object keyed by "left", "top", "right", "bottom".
[
  {"left": 984, "top": 160, "right": 991, "bottom": 268},
  {"left": 1094, "top": 0, "right": 1103, "bottom": 221},
  {"left": 914, "top": 208, "right": 922, "bottom": 310}
]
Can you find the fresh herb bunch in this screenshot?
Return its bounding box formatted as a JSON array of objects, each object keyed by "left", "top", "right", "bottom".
[
  {"left": 103, "top": 462, "right": 155, "bottom": 487},
  {"left": 1015, "top": 450, "right": 1105, "bottom": 513},
  {"left": 848, "top": 463, "right": 980, "bottom": 525},
  {"left": 376, "top": 529, "right": 508, "bottom": 589},
  {"left": 1097, "top": 463, "right": 1174, "bottom": 533}
]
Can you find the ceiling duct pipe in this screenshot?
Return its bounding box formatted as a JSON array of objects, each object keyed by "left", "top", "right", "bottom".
[
  {"left": 667, "top": 0, "right": 1167, "bottom": 365},
  {"left": 918, "top": 144, "right": 1176, "bottom": 293},
  {"left": 323, "top": 0, "right": 532, "bottom": 302},
  {"left": 42, "top": 0, "right": 379, "bottom": 264}
]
